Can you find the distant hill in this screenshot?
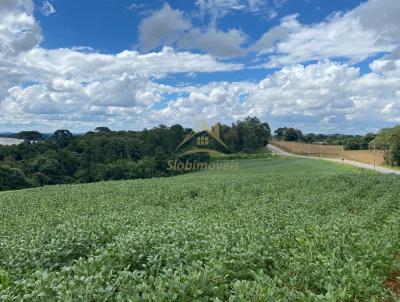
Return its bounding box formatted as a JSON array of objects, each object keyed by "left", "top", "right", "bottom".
[{"left": 0, "top": 132, "right": 18, "bottom": 138}]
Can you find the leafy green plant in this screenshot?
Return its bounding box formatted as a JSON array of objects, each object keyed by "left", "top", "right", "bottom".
[
  {"left": 0, "top": 158, "right": 399, "bottom": 301},
  {"left": 0, "top": 270, "right": 9, "bottom": 290}
]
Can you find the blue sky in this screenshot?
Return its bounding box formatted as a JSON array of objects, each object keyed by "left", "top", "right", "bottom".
[
  {"left": 35, "top": 0, "right": 362, "bottom": 53},
  {"left": 0, "top": 0, "right": 399, "bottom": 133}
]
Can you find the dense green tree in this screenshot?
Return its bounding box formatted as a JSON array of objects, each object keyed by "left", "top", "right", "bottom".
[
  {"left": 303, "top": 133, "right": 316, "bottom": 143},
  {"left": 0, "top": 119, "right": 274, "bottom": 191},
  {"left": 274, "top": 127, "right": 302, "bottom": 141},
  {"left": 371, "top": 126, "right": 400, "bottom": 166},
  {"left": 283, "top": 128, "right": 302, "bottom": 141},
  {"left": 388, "top": 140, "right": 400, "bottom": 166},
  {"left": 31, "top": 172, "right": 49, "bottom": 186},
  {"left": 51, "top": 130, "right": 73, "bottom": 147},
  {"left": 95, "top": 127, "right": 112, "bottom": 134},
  {"left": 17, "top": 131, "right": 42, "bottom": 142},
  {"left": 221, "top": 117, "right": 271, "bottom": 152},
  {"left": 274, "top": 127, "right": 287, "bottom": 140},
  {"left": 170, "top": 124, "right": 185, "bottom": 149},
  {"left": 39, "top": 159, "right": 65, "bottom": 178},
  {"left": 0, "top": 165, "right": 31, "bottom": 190},
  {"left": 239, "top": 117, "right": 271, "bottom": 151},
  {"left": 224, "top": 127, "right": 239, "bottom": 151}
]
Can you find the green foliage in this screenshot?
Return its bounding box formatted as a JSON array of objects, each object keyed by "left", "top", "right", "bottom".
[
  {"left": 212, "top": 150, "right": 274, "bottom": 160},
  {"left": 0, "top": 126, "right": 183, "bottom": 190},
  {"left": 94, "top": 127, "right": 112, "bottom": 134},
  {"left": 0, "top": 158, "right": 399, "bottom": 301},
  {"left": 220, "top": 117, "right": 271, "bottom": 152},
  {"left": 389, "top": 140, "right": 400, "bottom": 166},
  {"left": 16, "top": 131, "right": 42, "bottom": 142},
  {"left": 0, "top": 117, "right": 271, "bottom": 191},
  {"left": 0, "top": 165, "right": 31, "bottom": 190},
  {"left": 274, "top": 127, "right": 303, "bottom": 141},
  {"left": 372, "top": 125, "right": 400, "bottom": 166},
  {"left": 50, "top": 130, "right": 73, "bottom": 147},
  {"left": 0, "top": 270, "right": 9, "bottom": 290}
]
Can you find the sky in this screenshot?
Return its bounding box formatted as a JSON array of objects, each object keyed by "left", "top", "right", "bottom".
[{"left": 0, "top": 0, "right": 399, "bottom": 134}]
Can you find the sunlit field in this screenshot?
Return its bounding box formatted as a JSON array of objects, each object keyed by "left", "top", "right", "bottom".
[
  {"left": 1, "top": 158, "right": 399, "bottom": 301},
  {"left": 272, "top": 141, "right": 386, "bottom": 166}
]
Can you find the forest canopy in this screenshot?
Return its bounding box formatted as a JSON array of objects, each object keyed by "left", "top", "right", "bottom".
[{"left": 0, "top": 117, "right": 271, "bottom": 191}]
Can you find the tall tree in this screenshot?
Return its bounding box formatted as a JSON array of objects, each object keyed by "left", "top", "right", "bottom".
[
  {"left": 371, "top": 126, "right": 400, "bottom": 166},
  {"left": 274, "top": 127, "right": 287, "bottom": 140},
  {"left": 283, "top": 128, "right": 302, "bottom": 141},
  {"left": 51, "top": 130, "right": 73, "bottom": 147},
  {"left": 235, "top": 117, "right": 271, "bottom": 151},
  {"left": 17, "top": 131, "right": 42, "bottom": 143},
  {"left": 95, "top": 127, "right": 112, "bottom": 134}
]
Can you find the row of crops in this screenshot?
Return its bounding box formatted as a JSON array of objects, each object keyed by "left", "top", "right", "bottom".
[{"left": 0, "top": 158, "right": 399, "bottom": 301}]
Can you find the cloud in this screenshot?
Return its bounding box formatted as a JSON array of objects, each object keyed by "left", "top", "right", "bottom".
[
  {"left": 0, "top": 0, "right": 243, "bottom": 130},
  {"left": 151, "top": 59, "right": 400, "bottom": 133},
  {"left": 86, "top": 74, "right": 161, "bottom": 108},
  {"left": 178, "top": 26, "right": 247, "bottom": 57},
  {"left": 6, "top": 85, "right": 67, "bottom": 115},
  {"left": 0, "top": 0, "right": 42, "bottom": 108},
  {"left": 138, "top": 3, "right": 246, "bottom": 57},
  {"left": 40, "top": 1, "right": 56, "bottom": 16},
  {"left": 352, "top": 0, "right": 400, "bottom": 46},
  {"left": 0, "top": 0, "right": 42, "bottom": 57},
  {"left": 0, "top": 45, "right": 243, "bottom": 131},
  {"left": 252, "top": 14, "right": 297, "bottom": 52},
  {"left": 253, "top": 0, "right": 400, "bottom": 66},
  {"left": 1, "top": 0, "right": 400, "bottom": 133},
  {"left": 138, "top": 3, "right": 191, "bottom": 51},
  {"left": 352, "top": 51, "right": 400, "bottom": 124},
  {"left": 140, "top": 0, "right": 400, "bottom": 61},
  {"left": 369, "top": 46, "right": 400, "bottom": 77},
  {"left": 246, "top": 61, "right": 359, "bottom": 117},
  {"left": 156, "top": 81, "right": 251, "bottom": 126},
  {"left": 11, "top": 47, "right": 242, "bottom": 84},
  {"left": 161, "top": 61, "right": 361, "bottom": 126},
  {"left": 195, "top": 0, "right": 275, "bottom": 19},
  {"left": 249, "top": 60, "right": 400, "bottom": 131},
  {"left": 0, "top": 0, "right": 244, "bottom": 131},
  {"left": 2, "top": 55, "right": 400, "bottom": 133}
]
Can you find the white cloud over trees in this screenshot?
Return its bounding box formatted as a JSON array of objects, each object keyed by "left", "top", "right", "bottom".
[{"left": 0, "top": 0, "right": 400, "bottom": 133}]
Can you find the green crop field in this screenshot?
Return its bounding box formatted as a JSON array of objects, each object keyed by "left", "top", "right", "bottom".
[{"left": 0, "top": 158, "right": 399, "bottom": 301}]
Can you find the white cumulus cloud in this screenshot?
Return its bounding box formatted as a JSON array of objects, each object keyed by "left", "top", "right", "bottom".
[
  {"left": 138, "top": 3, "right": 191, "bottom": 51},
  {"left": 0, "top": 0, "right": 42, "bottom": 57},
  {"left": 138, "top": 3, "right": 247, "bottom": 57},
  {"left": 253, "top": 0, "right": 400, "bottom": 66}
]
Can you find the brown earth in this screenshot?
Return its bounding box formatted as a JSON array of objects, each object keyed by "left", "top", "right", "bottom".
[
  {"left": 272, "top": 141, "right": 385, "bottom": 166},
  {"left": 384, "top": 270, "right": 400, "bottom": 301}
]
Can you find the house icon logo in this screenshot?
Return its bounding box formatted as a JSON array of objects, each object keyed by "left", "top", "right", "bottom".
[
  {"left": 176, "top": 120, "right": 228, "bottom": 156},
  {"left": 168, "top": 120, "right": 239, "bottom": 171}
]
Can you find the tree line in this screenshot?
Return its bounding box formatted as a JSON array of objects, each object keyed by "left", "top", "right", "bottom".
[
  {"left": 273, "top": 127, "right": 376, "bottom": 150},
  {"left": 0, "top": 117, "right": 271, "bottom": 191}
]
